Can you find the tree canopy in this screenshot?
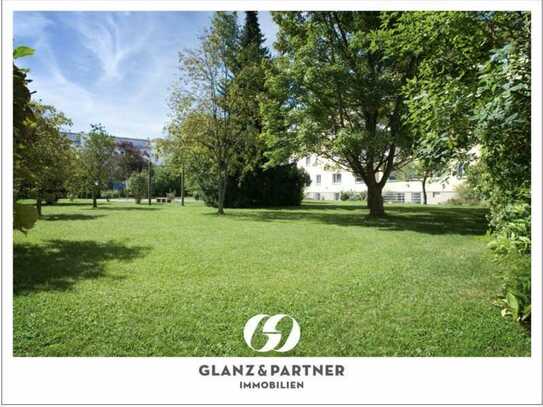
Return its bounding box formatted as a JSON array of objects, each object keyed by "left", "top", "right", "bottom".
[{"left": 262, "top": 11, "right": 417, "bottom": 216}]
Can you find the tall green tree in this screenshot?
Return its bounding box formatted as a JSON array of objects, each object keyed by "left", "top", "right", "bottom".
[
  {"left": 79, "top": 124, "right": 116, "bottom": 208},
  {"left": 262, "top": 12, "right": 417, "bottom": 216},
  {"left": 13, "top": 46, "right": 39, "bottom": 232},
  {"left": 395, "top": 11, "right": 531, "bottom": 323},
  {"left": 112, "top": 141, "right": 146, "bottom": 181},
  {"left": 168, "top": 12, "right": 244, "bottom": 215},
  {"left": 27, "top": 102, "right": 74, "bottom": 215},
  {"left": 157, "top": 123, "right": 192, "bottom": 206}
]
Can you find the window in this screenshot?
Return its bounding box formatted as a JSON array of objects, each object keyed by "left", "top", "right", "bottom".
[
  {"left": 432, "top": 192, "right": 440, "bottom": 198},
  {"left": 305, "top": 157, "right": 310, "bottom": 166},
  {"left": 334, "top": 193, "right": 340, "bottom": 201},
  {"left": 355, "top": 177, "right": 363, "bottom": 184},
  {"left": 314, "top": 192, "right": 321, "bottom": 200},
  {"left": 383, "top": 192, "right": 405, "bottom": 203},
  {"left": 332, "top": 173, "right": 342, "bottom": 184},
  {"left": 411, "top": 192, "right": 421, "bottom": 204},
  {"left": 316, "top": 174, "right": 321, "bottom": 185}
]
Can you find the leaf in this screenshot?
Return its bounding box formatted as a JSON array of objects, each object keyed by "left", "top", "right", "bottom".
[
  {"left": 506, "top": 292, "right": 519, "bottom": 319},
  {"left": 14, "top": 203, "right": 38, "bottom": 233},
  {"left": 13, "top": 46, "right": 35, "bottom": 60}
]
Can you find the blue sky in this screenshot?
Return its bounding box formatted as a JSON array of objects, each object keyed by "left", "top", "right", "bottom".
[{"left": 14, "top": 11, "right": 278, "bottom": 140}]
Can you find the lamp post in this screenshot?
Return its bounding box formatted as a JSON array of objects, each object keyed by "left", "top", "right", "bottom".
[
  {"left": 93, "top": 180, "right": 99, "bottom": 208},
  {"left": 147, "top": 138, "right": 152, "bottom": 206}
]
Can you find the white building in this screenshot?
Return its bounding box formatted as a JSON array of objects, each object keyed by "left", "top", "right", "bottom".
[{"left": 297, "top": 155, "right": 465, "bottom": 205}]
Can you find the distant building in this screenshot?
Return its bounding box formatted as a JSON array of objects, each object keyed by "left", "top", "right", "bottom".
[
  {"left": 297, "top": 155, "right": 465, "bottom": 204},
  {"left": 63, "top": 131, "right": 160, "bottom": 164}
]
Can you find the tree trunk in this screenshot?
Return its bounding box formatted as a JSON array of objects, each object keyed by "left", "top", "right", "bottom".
[
  {"left": 367, "top": 183, "right": 384, "bottom": 217},
  {"left": 217, "top": 171, "right": 227, "bottom": 215},
  {"left": 92, "top": 189, "right": 97, "bottom": 208},
  {"left": 422, "top": 175, "right": 428, "bottom": 205},
  {"left": 147, "top": 160, "right": 152, "bottom": 205},
  {"left": 36, "top": 197, "right": 42, "bottom": 217},
  {"left": 180, "top": 166, "right": 185, "bottom": 207}
]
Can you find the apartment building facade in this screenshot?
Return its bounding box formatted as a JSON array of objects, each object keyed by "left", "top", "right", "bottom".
[{"left": 297, "top": 155, "right": 464, "bottom": 205}]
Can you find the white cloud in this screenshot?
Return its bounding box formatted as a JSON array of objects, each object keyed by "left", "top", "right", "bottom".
[
  {"left": 67, "top": 12, "right": 155, "bottom": 81},
  {"left": 13, "top": 12, "right": 53, "bottom": 40}
]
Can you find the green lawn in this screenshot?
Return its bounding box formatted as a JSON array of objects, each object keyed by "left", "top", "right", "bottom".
[{"left": 13, "top": 199, "right": 530, "bottom": 356}]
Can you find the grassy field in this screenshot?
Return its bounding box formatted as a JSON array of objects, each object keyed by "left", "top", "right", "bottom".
[{"left": 13, "top": 199, "right": 530, "bottom": 356}]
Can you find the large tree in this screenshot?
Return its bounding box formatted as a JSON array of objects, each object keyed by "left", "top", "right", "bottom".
[
  {"left": 395, "top": 11, "right": 531, "bottom": 322},
  {"left": 167, "top": 12, "right": 244, "bottom": 215},
  {"left": 112, "top": 141, "right": 146, "bottom": 181},
  {"left": 13, "top": 46, "right": 39, "bottom": 232},
  {"left": 79, "top": 124, "right": 116, "bottom": 208},
  {"left": 27, "top": 102, "right": 74, "bottom": 215},
  {"left": 262, "top": 12, "right": 417, "bottom": 216}
]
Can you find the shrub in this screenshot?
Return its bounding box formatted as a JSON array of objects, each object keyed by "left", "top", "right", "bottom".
[
  {"left": 448, "top": 183, "right": 483, "bottom": 205},
  {"left": 101, "top": 189, "right": 121, "bottom": 202},
  {"left": 197, "top": 164, "right": 310, "bottom": 208},
  {"left": 127, "top": 171, "right": 148, "bottom": 204},
  {"left": 488, "top": 201, "right": 531, "bottom": 325},
  {"left": 43, "top": 192, "right": 59, "bottom": 205},
  {"left": 340, "top": 190, "right": 363, "bottom": 201},
  {"left": 494, "top": 253, "right": 531, "bottom": 325},
  {"left": 102, "top": 190, "right": 120, "bottom": 201},
  {"left": 14, "top": 203, "right": 38, "bottom": 233},
  {"left": 340, "top": 191, "right": 351, "bottom": 201}
]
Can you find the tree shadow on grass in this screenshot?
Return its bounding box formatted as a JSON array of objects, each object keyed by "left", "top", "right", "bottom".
[
  {"left": 95, "top": 206, "right": 160, "bottom": 211},
  {"left": 41, "top": 214, "right": 105, "bottom": 221},
  {"left": 14, "top": 240, "right": 150, "bottom": 295},
  {"left": 221, "top": 204, "right": 488, "bottom": 236}
]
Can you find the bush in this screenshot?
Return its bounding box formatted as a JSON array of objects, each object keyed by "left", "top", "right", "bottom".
[
  {"left": 127, "top": 171, "right": 148, "bottom": 204},
  {"left": 488, "top": 201, "right": 531, "bottom": 325},
  {"left": 494, "top": 253, "right": 531, "bottom": 325},
  {"left": 448, "top": 183, "right": 483, "bottom": 205},
  {"left": 43, "top": 192, "right": 59, "bottom": 205},
  {"left": 340, "top": 190, "right": 365, "bottom": 201},
  {"left": 14, "top": 203, "right": 38, "bottom": 233},
  {"left": 197, "top": 164, "right": 310, "bottom": 208},
  {"left": 102, "top": 189, "right": 120, "bottom": 201}
]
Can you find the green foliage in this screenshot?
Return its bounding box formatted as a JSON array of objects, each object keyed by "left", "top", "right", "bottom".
[
  {"left": 79, "top": 124, "right": 116, "bottom": 207},
  {"left": 13, "top": 47, "right": 37, "bottom": 204},
  {"left": 396, "top": 12, "right": 491, "bottom": 163},
  {"left": 25, "top": 102, "right": 74, "bottom": 211},
  {"left": 494, "top": 254, "right": 531, "bottom": 325},
  {"left": 340, "top": 190, "right": 364, "bottom": 201},
  {"left": 127, "top": 171, "right": 149, "bottom": 204},
  {"left": 13, "top": 46, "right": 34, "bottom": 59},
  {"left": 102, "top": 190, "right": 121, "bottom": 201},
  {"left": 448, "top": 183, "right": 482, "bottom": 206},
  {"left": 263, "top": 11, "right": 417, "bottom": 216},
  {"left": 13, "top": 203, "right": 38, "bottom": 233},
  {"left": 394, "top": 11, "right": 531, "bottom": 325},
  {"left": 112, "top": 141, "right": 146, "bottom": 181},
  {"left": 488, "top": 201, "right": 531, "bottom": 257},
  {"left": 196, "top": 164, "right": 310, "bottom": 208},
  {"left": 472, "top": 14, "right": 531, "bottom": 325},
  {"left": 152, "top": 165, "right": 183, "bottom": 197},
  {"left": 166, "top": 12, "right": 245, "bottom": 214}
]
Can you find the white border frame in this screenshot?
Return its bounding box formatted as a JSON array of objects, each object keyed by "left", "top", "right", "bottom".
[{"left": 2, "top": 0, "right": 542, "bottom": 404}]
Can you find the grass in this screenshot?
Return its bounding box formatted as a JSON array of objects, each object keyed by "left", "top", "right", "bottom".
[{"left": 13, "top": 199, "right": 530, "bottom": 356}]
